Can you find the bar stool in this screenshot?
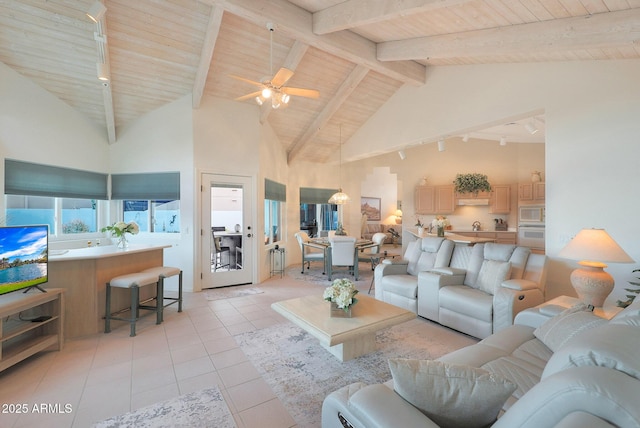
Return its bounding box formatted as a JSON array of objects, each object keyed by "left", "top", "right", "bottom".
[
  {"left": 105, "top": 271, "right": 162, "bottom": 337},
  {"left": 142, "top": 266, "right": 183, "bottom": 322}
]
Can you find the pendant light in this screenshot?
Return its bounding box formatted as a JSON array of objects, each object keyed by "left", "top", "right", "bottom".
[{"left": 328, "top": 124, "right": 350, "bottom": 204}]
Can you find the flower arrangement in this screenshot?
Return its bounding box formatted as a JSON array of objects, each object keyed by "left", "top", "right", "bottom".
[
  {"left": 101, "top": 221, "right": 140, "bottom": 237},
  {"left": 453, "top": 173, "right": 492, "bottom": 195},
  {"left": 323, "top": 278, "right": 358, "bottom": 312},
  {"left": 415, "top": 215, "right": 424, "bottom": 227},
  {"left": 102, "top": 221, "right": 139, "bottom": 248},
  {"left": 617, "top": 268, "right": 640, "bottom": 308},
  {"left": 431, "top": 215, "right": 450, "bottom": 229}
]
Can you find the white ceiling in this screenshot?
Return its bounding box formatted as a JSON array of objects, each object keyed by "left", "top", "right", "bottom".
[{"left": 1, "top": 1, "right": 635, "bottom": 162}]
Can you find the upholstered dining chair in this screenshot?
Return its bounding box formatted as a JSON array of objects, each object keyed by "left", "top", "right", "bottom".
[
  {"left": 358, "top": 232, "right": 388, "bottom": 270},
  {"left": 328, "top": 235, "right": 357, "bottom": 281},
  {"left": 295, "top": 231, "right": 326, "bottom": 274}
]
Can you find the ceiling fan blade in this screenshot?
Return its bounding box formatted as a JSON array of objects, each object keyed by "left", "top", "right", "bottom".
[
  {"left": 229, "top": 74, "right": 263, "bottom": 87},
  {"left": 271, "top": 68, "right": 294, "bottom": 88},
  {"left": 235, "top": 91, "right": 262, "bottom": 101},
  {"left": 281, "top": 87, "right": 320, "bottom": 99}
]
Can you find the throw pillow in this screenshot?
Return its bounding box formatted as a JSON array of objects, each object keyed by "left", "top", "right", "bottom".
[
  {"left": 389, "top": 359, "right": 516, "bottom": 428},
  {"left": 534, "top": 304, "right": 607, "bottom": 352},
  {"left": 475, "top": 260, "right": 512, "bottom": 295}
]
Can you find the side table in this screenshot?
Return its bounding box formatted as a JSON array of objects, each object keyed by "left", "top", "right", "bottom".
[
  {"left": 367, "top": 252, "right": 398, "bottom": 294},
  {"left": 270, "top": 247, "right": 285, "bottom": 278},
  {"left": 538, "top": 295, "right": 623, "bottom": 320}
]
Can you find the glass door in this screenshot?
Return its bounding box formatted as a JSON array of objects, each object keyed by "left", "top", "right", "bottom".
[{"left": 201, "top": 173, "right": 253, "bottom": 288}]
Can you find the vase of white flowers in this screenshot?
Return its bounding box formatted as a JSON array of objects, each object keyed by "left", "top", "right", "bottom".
[
  {"left": 324, "top": 278, "right": 358, "bottom": 317},
  {"left": 102, "top": 221, "right": 139, "bottom": 249},
  {"left": 432, "top": 216, "right": 449, "bottom": 237}
]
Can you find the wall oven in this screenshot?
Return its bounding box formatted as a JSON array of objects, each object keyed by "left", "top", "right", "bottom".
[{"left": 518, "top": 225, "right": 545, "bottom": 250}]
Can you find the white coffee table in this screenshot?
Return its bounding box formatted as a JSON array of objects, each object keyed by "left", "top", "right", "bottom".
[{"left": 271, "top": 294, "right": 415, "bottom": 361}]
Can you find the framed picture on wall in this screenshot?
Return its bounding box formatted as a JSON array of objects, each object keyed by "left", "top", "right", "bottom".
[{"left": 361, "top": 197, "right": 381, "bottom": 221}]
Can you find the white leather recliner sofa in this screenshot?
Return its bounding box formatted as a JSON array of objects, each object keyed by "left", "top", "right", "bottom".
[
  {"left": 374, "top": 237, "right": 455, "bottom": 314},
  {"left": 322, "top": 298, "right": 640, "bottom": 428},
  {"left": 419, "top": 242, "right": 548, "bottom": 339}
]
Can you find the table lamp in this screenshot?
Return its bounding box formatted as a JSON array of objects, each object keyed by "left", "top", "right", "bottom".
[
  {"left": 557, "top": 228, "right": 633, "bottom": 307},
  {"left": 394, "top": 209, "right": 403, "bottom": 224}
]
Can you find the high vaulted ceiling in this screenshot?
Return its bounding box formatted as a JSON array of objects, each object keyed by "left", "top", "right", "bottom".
[{"left": 1, "top": 1, "right": 638, "bottom": 163}]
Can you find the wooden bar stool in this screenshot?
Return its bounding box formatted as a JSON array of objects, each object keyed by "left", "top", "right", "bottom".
[
  {"left": 142, "top": 266, "right": 183, "bottom": 322},
  {"left": 105, "top": 271, "right": 161, "bottom": 337}
]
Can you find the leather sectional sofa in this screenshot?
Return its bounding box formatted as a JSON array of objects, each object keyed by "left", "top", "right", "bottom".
[
  {"left": 375, "top": 238, "right": 548, "bottom": 339},
  {"left": 322, "top": 298, "right": 640, "bottom": 427}
]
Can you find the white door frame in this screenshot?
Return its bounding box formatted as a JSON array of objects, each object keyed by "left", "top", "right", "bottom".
[{"left": 200, "top": 173, "right": 255, "bottom": 289}]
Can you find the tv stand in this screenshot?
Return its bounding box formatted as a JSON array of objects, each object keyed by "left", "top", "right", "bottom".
[
  {"left": 0, "top": 288, "right": 64, "bottom": 372},
  {"left": 23, "top": 285, "right": 47, "bottom": 293}
]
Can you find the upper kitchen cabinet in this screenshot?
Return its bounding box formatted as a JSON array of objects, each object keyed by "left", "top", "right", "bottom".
[
  {"left": 519, "top": 182, "right": 545, "bottom": 203},
  {"left": 489, "top": 185, "right": 511, "bottom": 214},
  {"left": 415, "top": 185, "right": 455, "bottom": 214}
]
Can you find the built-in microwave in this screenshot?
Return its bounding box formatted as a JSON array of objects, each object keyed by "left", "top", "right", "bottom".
[{"left": 519, "top": 205, "right": 545, "bottom": 225}]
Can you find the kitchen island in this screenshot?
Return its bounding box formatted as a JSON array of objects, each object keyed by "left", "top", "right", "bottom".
[
  {"left": 407, "top": 228, "right": 497, "bottom": 245},
  {"left": 48, "top": 244, "right": 171, "bottom": 339}
]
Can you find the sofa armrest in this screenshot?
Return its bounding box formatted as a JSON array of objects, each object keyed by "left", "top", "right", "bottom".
[
  {"left": 374, "top": 262, "right": 409, "bottom": 300},
  {"left": 417, "top": 270, "right": 466, "bottom": 321},
  {"left": 322, "top": 383, "right": 438, "bottom": 428},
  {"left": 493, "top": 367, "right": 640, "bottom": 428},
  {"left": 501, "top": 279, "right": 539, "bottom": 291},
  {"left": 493, "top": 287, "right": 544, "bottom": 333},
  {"left": 429, "top": 267, "right": 466, "bottom": 276}
]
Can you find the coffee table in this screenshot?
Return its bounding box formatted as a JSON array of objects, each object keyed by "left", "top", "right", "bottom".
[{"left": 271, "top": 294, "right": 415, "bottom": 361}]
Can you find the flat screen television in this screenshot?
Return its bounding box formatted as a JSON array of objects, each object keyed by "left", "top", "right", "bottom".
[{"left": 0, "top": 225, "right": 48, "bottom": 295}]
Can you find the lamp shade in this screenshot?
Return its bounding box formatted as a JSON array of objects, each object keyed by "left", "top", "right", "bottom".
[
  {"left": 394, "top": 209, "right": 403, "bottom": 217},
  {"left": 557, "top": 228, "right": 633, "bottom": 266},
  {"left": 328, "top": 189, "right": 350, "bottom": 205}
]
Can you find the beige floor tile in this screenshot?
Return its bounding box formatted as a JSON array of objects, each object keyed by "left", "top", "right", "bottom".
[
  {"left": 177, "top": 371, "right": 223, "bottom": 395},
  {"left": 238, "top": 398, "right": 296, "bottom": 428},
  {"left": 225, "top": 321, "right": 255, "bottom": 335},
  {"left": 227, "top": 378, "right": 277, "bottom": 411},
  {"left": 203, "top": 335, "right": 238, "bottom": 355},
  {"left": 170, "top": 342, "right": 208, "bottom": 365},
  {"left": 218, "top": 361, "right": 260, "bottom": 388},
  {"left": 173, "top": 355, "right": 215, "bottom": 381},
  {"left": 131, "top": 367, "right": 177, "bottom": 395},
  {"left": 210, "top": 347, "right": 248, "bottom": 370},
  {"left": 131, "top": 382, "right": 180, "bottom": 411}
]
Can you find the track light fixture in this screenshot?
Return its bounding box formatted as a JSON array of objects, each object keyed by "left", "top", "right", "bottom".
[
  {"left": 398, "top": 150, "right": 406, "bottom": 160},
  {"left": 86, "top": 1, "right": 107, "bottom": 23},
  {"left": 96, "top": 62, "right": 110, "bottom": 81},
  {"left": 524, "top": 119, "right": 539, "bottom": 135},
  {"left": 462, "top": 134, "right": 469, "bottom": 142},
  {"left": 500, "top": 136, "right": 507, "bottom": 146},
  {"left": 437, "top": 139, "right": 446, "bottom": 152}
]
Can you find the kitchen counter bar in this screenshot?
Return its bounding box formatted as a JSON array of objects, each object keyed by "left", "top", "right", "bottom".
[
  {"left": 48, "top": 244, "right": 171, "bottom": 339},
  {"left": 407, "top": 229, "right": 496, "bottom": 244}
]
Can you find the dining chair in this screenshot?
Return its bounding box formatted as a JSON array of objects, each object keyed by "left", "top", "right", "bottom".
[
  {"left": 358, "top": 232, "right": 388, "bottom": 270},
  {"left": 295, "top": 231, "right": 326, "bottom": 274},
  {"left": 327, "top": 235, "right": 357, "bottom": 281}
]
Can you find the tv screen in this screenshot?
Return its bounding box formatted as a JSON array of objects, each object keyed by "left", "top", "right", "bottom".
[{"left": 0, "top": 225, "right": 48, "bottom": 295}]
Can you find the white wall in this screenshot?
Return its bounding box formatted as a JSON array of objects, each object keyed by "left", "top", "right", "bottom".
[{"left": 348, "top": 59, "right": 640, "bottom": 305}]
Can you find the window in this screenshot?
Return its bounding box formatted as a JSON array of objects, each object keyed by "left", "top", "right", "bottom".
[
  {"left": 112, "top": 172, "right": 181, "bottom": 233},
  {"left": 299, "top": 187, "right": 338, "bottom": 236},
  {"left": 123, "top": 200, "right": 180, "bottom": 233},
  {"left": 4, "top": 160, "right": 107, "bottom": 236},
  {"left": 265, "top": 179, "right": 286, "bottom": 245}
]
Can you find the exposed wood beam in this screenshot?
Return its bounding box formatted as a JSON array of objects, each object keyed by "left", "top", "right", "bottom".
[
  {"left": 378, "top": 8, "right": 640, "bottom": 61},
  {"left": 313, "top": 0, "right": 473, "bottom": 34},
  {"left": 287, "top": 64, "right": 369, "bottom": 164},
  {"left": 193, "top": 4, "right": 224, "bottom": 108},
  {"left": 260, "top": 40, "right": 309, "bottom": 123},
  {"left": 202, "top": 0, "right": 425, "bottom": 85}
]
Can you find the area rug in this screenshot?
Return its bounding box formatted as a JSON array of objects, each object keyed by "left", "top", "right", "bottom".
[
  {"left": 204, "top": 286, "right": 263, "bottom": 301},
  {"left": 92, "top": 386, "right": 235, "bottom": 428},
  {"left": 285, "top": 262, "right": 375, "bottom": 287},
  {"left": 234, "top": 319, "right": 476, "bottom": 427}
]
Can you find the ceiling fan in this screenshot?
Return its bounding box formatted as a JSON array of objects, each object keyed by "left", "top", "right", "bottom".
[{"left": 230, "top": 23, "right": 319, "bottom": 109}]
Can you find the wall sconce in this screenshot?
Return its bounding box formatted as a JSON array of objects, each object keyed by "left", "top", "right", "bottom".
[
  {"left": 86, "top": 1, "right": 107, "bottom": 23},
  {"left": 398, "top": 150, "right": 406, "bottom": 160},
  {"left": 437, "top": 139, "right": 446, "bottom": 152}
]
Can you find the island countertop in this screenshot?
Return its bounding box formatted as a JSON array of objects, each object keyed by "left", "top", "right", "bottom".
[
  {"left": 49, "top": 243, "right": 172, "bottom": 262},
  {"left": 407, "top": 228, "right": 496, "bottom": 244}
]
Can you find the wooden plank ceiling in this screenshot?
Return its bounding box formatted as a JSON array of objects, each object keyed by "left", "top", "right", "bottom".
[{"left": 0, "top": 0, "right": 638, "bottom": 163}]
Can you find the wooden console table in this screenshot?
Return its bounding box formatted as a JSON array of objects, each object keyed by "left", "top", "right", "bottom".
[
  {"left": 48, "top": 244, "right": 170, "bottom": 339},
  {"left": 0, "top": 288, "right": 64, "bottom": 372}
]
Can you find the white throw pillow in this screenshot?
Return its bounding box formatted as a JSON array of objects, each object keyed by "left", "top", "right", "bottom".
[
  {"left": 475, "top": 260, "right": 511, "bottom": 295},
  {"left": 534, "top": 304, "right": 607, "bottom": 352},
  {"left": 389, "top": 359, "right": 516, "bottom": 428}
]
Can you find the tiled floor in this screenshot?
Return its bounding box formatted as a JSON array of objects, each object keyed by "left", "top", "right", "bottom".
[{"left": 1, "top": 249, "right": 438, "bottom": 428}]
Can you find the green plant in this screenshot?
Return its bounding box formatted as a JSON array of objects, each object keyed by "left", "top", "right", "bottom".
[
  {"left": 453, "top": 173, "right": 492, "bottom": 195},
  {"left": 62, "top": 219, "right": 90, "bottom": 234},
  {"left": 617, "top": 268, "right": 640, "bottom": 308}
]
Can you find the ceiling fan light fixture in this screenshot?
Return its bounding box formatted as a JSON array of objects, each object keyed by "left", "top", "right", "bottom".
[
  {"left": 255, "top": 96, "right": 264, "bottom": 106},
  {"left": 261, "top": 87, "right": 272, "bottom": 99},
  {"left": 281, "top": 93, "right": 290, "bottom": 104}
]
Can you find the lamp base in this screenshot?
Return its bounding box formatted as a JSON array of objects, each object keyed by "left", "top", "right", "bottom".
[{"left": 570, "top": 263, "right": 614, "bottom": 307}]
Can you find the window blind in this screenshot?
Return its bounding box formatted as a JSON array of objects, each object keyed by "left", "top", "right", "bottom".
[
  {"left": 265, "top": 179, "right": 286, "bottom": 202},
  {"left": 4, "top": 159, "right": 108, "bottom": 200},
  {"left": 111, "top": 172, "right": 180, "bottom": 200},
  {"left": 299, "top": 187, "right": 338, "bottom": 204}
]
